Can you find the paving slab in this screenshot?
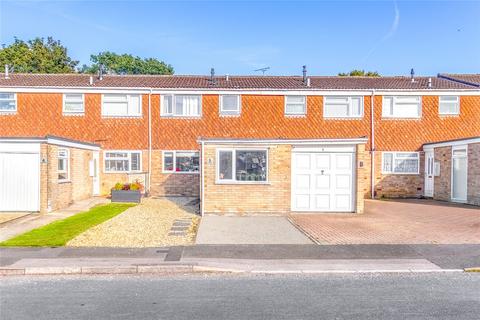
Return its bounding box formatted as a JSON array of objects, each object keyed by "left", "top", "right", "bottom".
[{"left": 196, "top": 216, "right": 313, "bottom": 245}]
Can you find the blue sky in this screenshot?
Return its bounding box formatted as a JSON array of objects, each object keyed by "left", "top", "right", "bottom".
[{"left": 0, "top": 0, "right": 479, "bottom": 76}]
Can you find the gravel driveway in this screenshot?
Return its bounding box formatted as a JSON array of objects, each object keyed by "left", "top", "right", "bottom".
[{"left": 68, "top": 197, "right": 200, "bottom": 248}]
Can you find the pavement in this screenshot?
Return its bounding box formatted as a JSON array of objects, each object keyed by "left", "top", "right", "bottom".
[
  {"left": 195, "top": 215, "right": 313, "bottom": 244},
  {"left": 291, "top": 199, "right": 480, "bottom": 244},
  {"left": 0, "top": 197, "right": 109, "bottom": 242},
  {"left": 1, "top": 244, "right": 478, "bottom": 275},
  {"left": 1, "top": 273, "right": 479, "bottom": 319}
]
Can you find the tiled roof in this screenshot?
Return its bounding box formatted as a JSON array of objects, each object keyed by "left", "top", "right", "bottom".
[
  {"left": 438, "top": 74, "right": 480, "bottom": 87},
  {"left": 0, "top": 73, "right": 477, "bottom": 90}
]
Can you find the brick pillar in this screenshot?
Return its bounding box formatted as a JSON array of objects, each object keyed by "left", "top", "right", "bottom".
[
  {"left": 39, "top": 143, "right": 49, "bottom": 214},
  {"left": 356, "top": 143, "right": 367, "bottom": 214}
]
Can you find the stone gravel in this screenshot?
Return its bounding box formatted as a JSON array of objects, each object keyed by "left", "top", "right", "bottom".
[{"left": 67, "top": 197, "right": 200, "bottom": 248}]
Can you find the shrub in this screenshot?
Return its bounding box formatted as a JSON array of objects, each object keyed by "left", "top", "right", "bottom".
[{"left": 112, "top": 180, "right": 144, "bottom": 192}]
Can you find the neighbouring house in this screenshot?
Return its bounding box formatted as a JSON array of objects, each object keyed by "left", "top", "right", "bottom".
[
  {"left": 0, "top": 72, "right": 479, "bottom": 214},
  {"left": 423, "top": 137, "right": 480, "bottom": 206}
]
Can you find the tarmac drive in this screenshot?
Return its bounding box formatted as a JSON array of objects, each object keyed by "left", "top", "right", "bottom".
[{"left": 1, "top": 273, "right": 479, "bottom": 320}]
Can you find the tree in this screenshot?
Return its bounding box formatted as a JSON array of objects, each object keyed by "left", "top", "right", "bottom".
[
  {"left": 81, "top": 51, "right": 174, "bottom": 75},
  {"left": 0, "top": 37, "right": 78, "bottom": 73},
  {"left": 338, "top": 70, "right": 380, "bottom": 77}
]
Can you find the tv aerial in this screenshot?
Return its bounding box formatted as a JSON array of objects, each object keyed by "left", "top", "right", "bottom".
[{"left": 254, "top": 67, "right": 270, "bottom": 75}]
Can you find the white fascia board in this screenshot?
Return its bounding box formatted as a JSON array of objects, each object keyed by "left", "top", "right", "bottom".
[
  {"left": 423, "top": 137, "right": 480, "bottom": 151},
  {"left": 0, "top": 141, "right": 41, "bottom": 153},
  {"left": 198, "top": 138, "right": 369, "bottom": 145},
  {"left": 1, "top": 87, "right": 479, "bottom": 96},
  {"left": 46, "top": 137, "right": 100, "bottom": 151}
]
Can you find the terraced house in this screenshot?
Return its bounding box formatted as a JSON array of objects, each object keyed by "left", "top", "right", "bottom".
[{"left": 0, "top": 71, "right": 479, "bottom": 214}]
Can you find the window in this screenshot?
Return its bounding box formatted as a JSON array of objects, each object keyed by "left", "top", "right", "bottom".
[
  {"left": 439, "top": 96, "right": 460, "bottom": 115},
  {"left": 161, "top": 94, "right": 201, "bottom": 117},
  {"left": 104, "top": 151, "right": 141, "bottom": 172},
  {"left": 163, "top": 151, "right": 199, "bottom": 173},
  {"left": 382, "top": 96, "right": 421, "bottom": 118},
  {"left": 0, "top": 93, "right": 16, "bottom": 112},
  {"left": 285, "top": 96, "right": 306, "bottom": 115},
  {"left": 220, "top": 95, "right": 241, "bottom": 115},
  {"left": 102, "top": 94, "right": 141, "bottom": 117},
  {"left": 324, "top": 96, "right": 363, "bottom": 118},
  {"left": 63, "top": 94, "right": 84, "bottom": 114},
  {"left": 58, "top": 149, "right": 70, "bottom": 181},
  {"left": 217, "top": 149, "right": 268, "bottom": 183},
  {"left": 382, "top": 152, "right": 419, "bottom": 174}
]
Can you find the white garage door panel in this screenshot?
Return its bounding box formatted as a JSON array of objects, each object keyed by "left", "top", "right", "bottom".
[
  {"left": 0, "top": 152, "right": 40, "bottom": 211},
  {"left": 292, "top": 152, "right": 354, "bottom": 212}
]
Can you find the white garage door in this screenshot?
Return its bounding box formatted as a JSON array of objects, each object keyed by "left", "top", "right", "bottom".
[
  {"left": 292, "top": 151, "right": 354, "bottom": 212},
  {"left": 0, "top": 144, "right": 40, "bottom": 212}
]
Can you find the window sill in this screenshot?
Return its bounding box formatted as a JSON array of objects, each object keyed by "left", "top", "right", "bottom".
[
  {"left": 215, "top": 181, "right": 270, "bottom": 185},
  {"left": 63, "top": 112, "right": 85, "bottom": 116},
  {"left": 160, "top": 115, "right": 202, "bottom": 119},
  {"left": 439, "top": 114, "right": 460, "bottom": 117},
  {"left": 220, "top": 113, "right": 241, "bottom": 117},
  {"left": 163, "top": 171, "right": 200, "bottom": 175},
  {"left": 381, "top": 117, "right": 421, "bottom": 120},
  {"left": 101, "top": 115, "right": 143, "bottom": 119},
  {"left": 104, "top": 171, "right": 143, "bottom": 174},
  {"left": 0, "top": 111, "right": 17, "bottom": 115},
  {"left": 58, "top": 180, "right": 71, "bottom": 184},
  {"left": 285, "top": 114, "right": 306, "bottom": 118}
]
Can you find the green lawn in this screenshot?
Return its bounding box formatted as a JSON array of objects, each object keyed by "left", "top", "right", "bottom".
[{"left": 0, "top": 203, "right": 136, "bottom": 247}]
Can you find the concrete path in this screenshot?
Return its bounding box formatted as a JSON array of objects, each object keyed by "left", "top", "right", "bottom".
[
  {"left": 0, "top": 197, "right": 109, "bottom": 242},
  {"left": 195, "top": 216, "right": 312, "bottom": 245}
]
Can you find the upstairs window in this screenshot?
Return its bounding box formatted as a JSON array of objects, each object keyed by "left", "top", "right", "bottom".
[
  {"left": 0, "top": 93, "right": 16, "bottom": 112},
  {"left": 382, "top": 152, "right": 419, "bottom": 174},
  {"left": 58, "top": 149, "right": 70, "bottom": 181},
  {"left": 285, "top": 96, "right": 306, "bottom": 115},
  {"left": 63, "top": 94, "right": 84, "bottom": 114},
  {"left": 102, "top": 94, "right": 141, "bottom": 117},
  {"left": 324, "top": 96, "right": 363, "bottom": 118},
  {"left": 217, "top": 149, "right": 268, "bottom": 183},
  {"left": 439, "top": 96, "right": 460, "bottom": 115},
  {"left": 161, "top": 94, "right": 202, "bottom": 117},
  {"left": 220, "top": 95, "right": 241, "bottom": 115},
  {"left": 163, "top": 151, "right": 200, "bottom": 173},
  {"left": 104, "top": 151, "right": 141, "bottom": 172},
  {"left": 382, "top": 96, "right": 421, "bottom": 118}
]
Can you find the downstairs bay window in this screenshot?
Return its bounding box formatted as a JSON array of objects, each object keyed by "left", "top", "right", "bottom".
[
  {"left": 382, "top": 152, "right": 419, "bottom": 174},
  {"left": 104, "top": 151, "right": 141, "bottom": 173},
  {"left": 217, "top": 149, "right": 268, "bottom": 183},
  {"left": 163, "top": 151, "right": 199, "bottom": 173}
]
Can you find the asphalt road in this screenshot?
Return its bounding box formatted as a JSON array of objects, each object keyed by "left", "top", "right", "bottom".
[{"left": 1, "top": 273, "right": 479, "bottom": 320}]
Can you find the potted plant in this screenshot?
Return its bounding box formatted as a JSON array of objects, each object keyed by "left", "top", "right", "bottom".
[{"left": 110, "top": 180, "right": 144, "bottom": 203}]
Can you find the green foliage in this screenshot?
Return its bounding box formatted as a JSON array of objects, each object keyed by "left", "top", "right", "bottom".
[
  {"left": 0, "top": 203, "right": 135, "bottom": 247},
  {"left": 80, "top": 51, "right": 174, "bottom": 75},
  {"left": 113, "top": 182, "right": 124, "bottom": 191},
  {"left": 338, "top": 70, "right": 380, "bottom": 77},
  {"left": 0, "top": 37, "right": 78, "bottom": 73}
]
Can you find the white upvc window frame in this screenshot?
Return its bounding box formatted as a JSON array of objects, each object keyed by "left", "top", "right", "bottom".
[
  {"left": 57, "top": 148, "right": 70, "bottom": 182},
  {"left": 161, "top": 94, "right": 202, "bottom": 117},
  {"left": 104, "top": 150, "right": 142, "bottom": 173},
  {"left": 439, "top": 96, "right": 460, "bottom": 116},
  {"left": 219, "top": 94, "right": 241, "bottom": 116},
  {"left": 63, "top": 93, "right": 85, "bottom": 115},
  {"left": 101, "top": 94, "right": 142, "bottom": 117},
  {"left": 382, "top": 96, "right": 422, "bottom": 119},
  {"left": 323, "top": 96, "right": 364, "bottom": 118},
  {"left": 215, "top": 148, "right": 269, "bottom": 184},
  {"left": 0, "top": 92, "right": 17, "bottom": 113},
  {"left": 284, "top": 95, "right": 307, "bottom": 116},
  {"left": 162, "top": 150, "right": 200, "bottom": 174},
  {"left": 381, "top": 151, "right": 420, "bottom": 175}
]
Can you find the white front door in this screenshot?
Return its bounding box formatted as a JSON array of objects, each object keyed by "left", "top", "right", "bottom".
[
  {"left": 292, "top": 152, "right": 354, "bottom": 212},
  {"left": 452, "top": 147, "right": 467, "bottom": 202},
  {"left": 0, "top": 151, "right": 40, "bottom": 211},
  {"left": 92, "top": 151, "right": 100, "bottom": 195},
  {"left": 424, "top": 151, "right": 434, "bottom": 197}
]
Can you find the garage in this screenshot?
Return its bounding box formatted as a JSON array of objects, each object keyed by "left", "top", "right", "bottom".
[
  {"left": 0, "top": 142, "right": 40, "bottom": 212},
  {"left": 292, "top": 146, "right": 355, "bottom": 212}
]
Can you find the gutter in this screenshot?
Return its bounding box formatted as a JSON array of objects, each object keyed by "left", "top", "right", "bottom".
[{"left": 370, "top": 89, "right": 376, "bottom": 199}]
